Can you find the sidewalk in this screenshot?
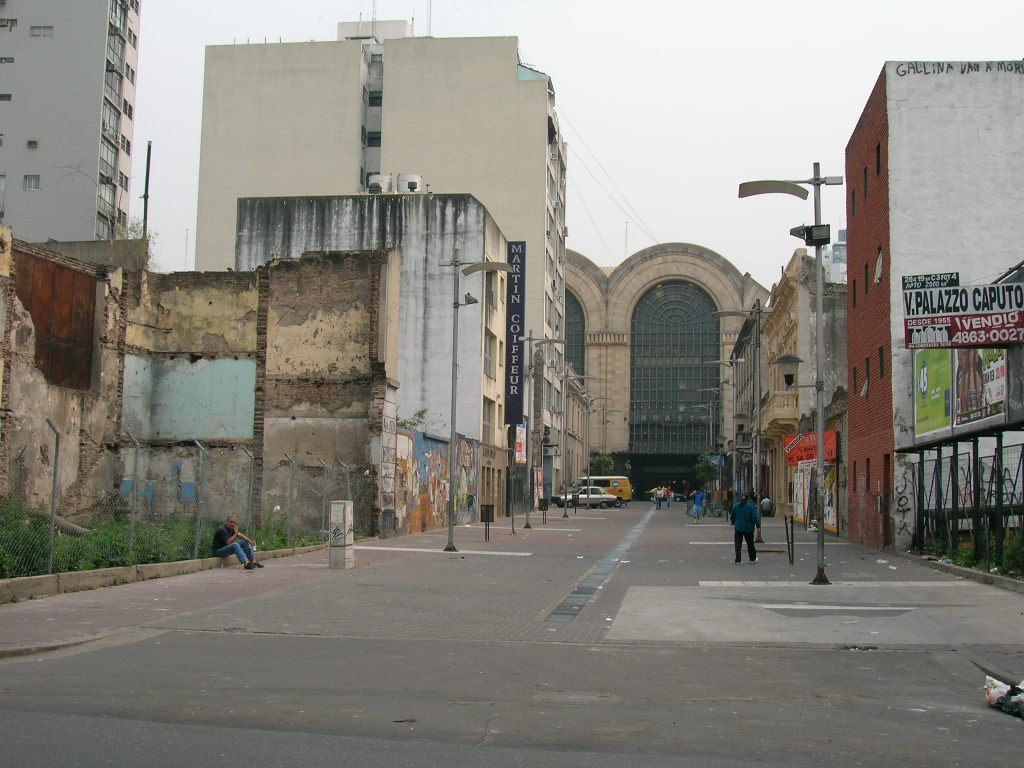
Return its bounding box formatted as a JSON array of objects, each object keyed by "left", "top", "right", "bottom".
[{"left": 1, "top": 508, "right": 1022, "bottom": 684}]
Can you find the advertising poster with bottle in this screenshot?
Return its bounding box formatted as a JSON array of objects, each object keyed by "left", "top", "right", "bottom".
[{"left": 914, "top": 349, "right": 952, "bottom": 439}]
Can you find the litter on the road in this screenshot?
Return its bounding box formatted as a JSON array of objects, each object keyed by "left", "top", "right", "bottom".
[{"left": 984, "top": 675, "right": 1024, "bottom": 717}]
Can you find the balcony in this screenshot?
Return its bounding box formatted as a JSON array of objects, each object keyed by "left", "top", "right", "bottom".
[
  {"left": 761, "top": 392, "right": 800, "bottom": 434},
  {"left": 97, "top": 195, "right": 115, "bottom": 221}
]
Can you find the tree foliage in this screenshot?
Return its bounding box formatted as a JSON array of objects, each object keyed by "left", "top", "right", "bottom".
[
  {"left": 590, "top": 453, "right": 614, "bottom": 475},
  {"left": 694, "top": 455, "right": 718, "bottom": 486},
  {"left": 115, "top": 216, "right": 156, "bottom": 271}
]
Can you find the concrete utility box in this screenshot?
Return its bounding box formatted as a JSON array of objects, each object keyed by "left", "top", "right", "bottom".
[{"left": 329, "top": 500, "right": 354, "bottom": 570}]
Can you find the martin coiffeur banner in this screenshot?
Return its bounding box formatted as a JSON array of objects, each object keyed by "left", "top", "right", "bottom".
[{"left": 504, "top": 241, "right": 526, "bottom": 424}]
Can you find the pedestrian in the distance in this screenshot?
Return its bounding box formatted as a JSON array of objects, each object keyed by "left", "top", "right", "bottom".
[
  {"left": 755, "top": 493, "right": 773, "bottom": 543},
  {"left": 731, "top": 493, "right": 761, "bottom": 564},
  {"left": 692, "top": 488, "right": 703, "bottom": 524}
]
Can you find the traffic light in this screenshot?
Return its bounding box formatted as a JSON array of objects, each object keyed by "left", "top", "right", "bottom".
[{"left": 542, "top": 426, "right": 551, "bottom": 445}]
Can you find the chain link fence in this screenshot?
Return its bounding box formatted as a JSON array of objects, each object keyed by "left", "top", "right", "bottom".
[
  {"left": 915, "top": 441, "right": 1024, "bottom": 575},
  {"left": 0, "top": 442, "right": 375, "bottom": 580}
]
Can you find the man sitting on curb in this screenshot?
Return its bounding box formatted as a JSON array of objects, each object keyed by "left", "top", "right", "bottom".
[{"left": 212, "top": 515, "right": 264, "bottom": 570}]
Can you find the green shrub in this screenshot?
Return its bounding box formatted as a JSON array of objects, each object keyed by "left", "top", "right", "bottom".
[{"left": 1, "top": 502, "right": 323, "bottom": 579}]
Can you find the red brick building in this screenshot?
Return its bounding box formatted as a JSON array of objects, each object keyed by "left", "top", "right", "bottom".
[
  {"left": 845, "top": 61, "right": 1024, "bottom": 550},
  {"left": 845, "top": 70, "right": 894, "bottom": 550}
]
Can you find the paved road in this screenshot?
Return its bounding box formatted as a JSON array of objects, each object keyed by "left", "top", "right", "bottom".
[{"left": 1, "top": 504, "right": 1022, "bottom": 767}]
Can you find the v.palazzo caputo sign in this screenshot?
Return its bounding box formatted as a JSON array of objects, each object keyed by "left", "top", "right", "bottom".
[{"left": 902, "top": 273, "right": 1024, "bottom": 349}]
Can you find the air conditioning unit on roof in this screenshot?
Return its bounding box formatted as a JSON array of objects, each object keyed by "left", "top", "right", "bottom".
[
  {"left": 397, "top": 173, "right": 423, "bottom": 192},
  {"left": 367, "top": 173, "right": 392, "bottom": 194}
]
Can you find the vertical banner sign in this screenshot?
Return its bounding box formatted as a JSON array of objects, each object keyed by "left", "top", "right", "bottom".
[
  {"left": 514, "top": 424, "right": 527, "bottom": 465},
  {"left": 504, "top": 241, "right": 526, "bottom": 424}
]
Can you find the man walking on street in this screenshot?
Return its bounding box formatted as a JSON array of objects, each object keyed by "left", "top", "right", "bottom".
[{"left": 731, "top": 494, "right": 761, "bottom": 564}]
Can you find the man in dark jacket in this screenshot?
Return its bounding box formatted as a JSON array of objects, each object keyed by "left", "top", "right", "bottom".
[
  {"left": 212, "top": 515, "right": 263, "bottom": 570},
  {"left": 731, "top": 494, "right": 761, "bottom": 564}
]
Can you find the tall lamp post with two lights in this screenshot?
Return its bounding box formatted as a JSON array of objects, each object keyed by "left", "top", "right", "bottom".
[
  {"left": 703, "top": 358, "right": 743, "bottom": 501},
  {"left": 739, "top": 163, "right": 843, "bottom": 584},
  {"left": 585, "top": 396, "right": 609, "bottom": 492},
  {"left": 714, "top": 303, "right": 770, "bottom": 500},
  {"left": 443, "top": 257, "right": 512, "bottom": 553},
  {"left": 518, "top": 334, "right": 564, "bottom": 529},
  {"left": 601, "top": 408, "right": 624, "bottom": 454}
]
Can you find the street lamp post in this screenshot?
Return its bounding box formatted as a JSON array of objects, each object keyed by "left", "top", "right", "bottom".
[
  {"left": 602, "top": 408, "right": 623, "bottom": 453},
  {"left": 585, "top": 396, "right": 609, "bottom": 492},
  {"left": 703, "top": 358, "right": 743, "bottom": 501},
  {"left": 559, "top": 371, "right": 601, "bottom": 501},
  {"left": 714, "top": 304, "right": 769, "bottom": 500},
  {"left": 699, "top": 386, "right": 728, "bottom": 498},
  {"left": 443, "top": 257, "right": 512, "bottom": 553},
  {"left": 518, "top": 334, "right": 564, "bottom": 529},
  {"left": 739, "top": 163, "right": 843, "bottom": 585}
]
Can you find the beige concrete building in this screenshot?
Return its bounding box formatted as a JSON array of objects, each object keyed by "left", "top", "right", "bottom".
[
  {"left": 758, "top": 249, "right": 848, "bottom": 526},
  {"left": 565, "top": 244, "right": 767, "bottom": 495},
  {"left": 196, "top": 21, "right": 567, "bottom": 506}
]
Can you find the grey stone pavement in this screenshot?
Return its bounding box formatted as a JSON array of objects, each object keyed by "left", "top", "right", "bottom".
[
  {"left": 2, "top": 501, "right": 1023, "bottom": 766},
  {"left": 4, "top": 502, "right": 1021, "bottom": 672}
]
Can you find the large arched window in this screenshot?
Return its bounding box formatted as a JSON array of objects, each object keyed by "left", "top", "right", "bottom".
[
  {"left": 630, "top": 281, "right": 720, "bottom": 454},
  {"left": 565, "top": 290, "right": 585, "bottom": 375}
]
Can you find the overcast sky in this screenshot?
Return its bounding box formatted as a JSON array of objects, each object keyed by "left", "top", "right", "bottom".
[{"left": 133, "top": 0, "right": 1023, "bottom": 290}]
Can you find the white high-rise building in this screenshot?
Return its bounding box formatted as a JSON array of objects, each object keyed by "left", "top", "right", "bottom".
[{"left": 0, "top": 1, "right": 141, "bottom": 242}]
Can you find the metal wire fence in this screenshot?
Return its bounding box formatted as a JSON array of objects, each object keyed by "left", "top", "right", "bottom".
[
  {"left": 0, "top": 442, "right": 375, "bottom": 580},
  {"left": 915, "top": 441, "right": 1024, "bottom": 576}
]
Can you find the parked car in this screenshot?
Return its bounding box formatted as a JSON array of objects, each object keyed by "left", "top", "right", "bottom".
[
  {"left": 552, "top": 485, "right": 621, "bottom": 508},
  {"left": 574, "top": 475, "right": 633, "bottom": 503}
]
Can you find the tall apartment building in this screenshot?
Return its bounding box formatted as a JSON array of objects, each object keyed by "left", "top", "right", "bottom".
[
  {"left": 845, "top": 61, "right": 1024, "bottom": 550},
  {"left": 196, "top": 20, "right": 568, "bottom": 482},
  {"left": 0, "top": 1, "right": 141, "bottom": 242}
]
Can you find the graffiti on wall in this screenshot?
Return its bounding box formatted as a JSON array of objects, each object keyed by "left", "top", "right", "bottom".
[
  {"left": 894, "top": 457, "right": 916, "bottom": 543},
  {"left": 393, "top": 430, "right": 479, "bottom": 534},
  {"left": 453, "top": 436, "right": 480, "bottom": 524},
  {"left": 379, "top": 394, "right": 398, "bottom": 516}
]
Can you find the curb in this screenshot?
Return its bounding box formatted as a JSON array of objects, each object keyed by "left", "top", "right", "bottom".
[
  {"left": 888, "top": 548, "right": 1024, "bottom": 595},
  {"left": 0, "top": 545, "right": 327, "bottom": 605}
]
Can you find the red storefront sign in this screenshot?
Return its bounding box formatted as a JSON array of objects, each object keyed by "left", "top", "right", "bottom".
[{"left": 783, "top": 430, "right": 838, "bottom": 466}]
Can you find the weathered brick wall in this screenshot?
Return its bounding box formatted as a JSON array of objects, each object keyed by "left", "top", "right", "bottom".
[
  {"left": 260, "top": 252, "right": 378, "bottom": 524},
  {"left": 845, "top": 69, "right": 895, "bottom": 550},
  {"left": 0, "top": 236, "right": 127, "bottom": 518}
]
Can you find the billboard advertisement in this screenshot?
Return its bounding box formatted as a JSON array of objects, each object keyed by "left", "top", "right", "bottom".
[
  {"left": 902, "top": 275, "right": 1024, "bottom": 349},
  {"left": 914, "top": 349, "right": 952, "bottom": 439},
  {"left": 783, "top": 430, "right": 838, "bottom": 466},
  {"left": 1008, "top": 347, "right": 1024, "bottom": 424},
  {"left": 954, "top": 348, "right": 1006, "bottom": 428}
]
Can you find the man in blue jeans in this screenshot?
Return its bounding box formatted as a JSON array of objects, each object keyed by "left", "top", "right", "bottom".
[
  {"left": 212, "top": 515, "right": 263, "bottom": 570},
  {"left": 731, "top": 494, "right": 761, "bottom": 564}
]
